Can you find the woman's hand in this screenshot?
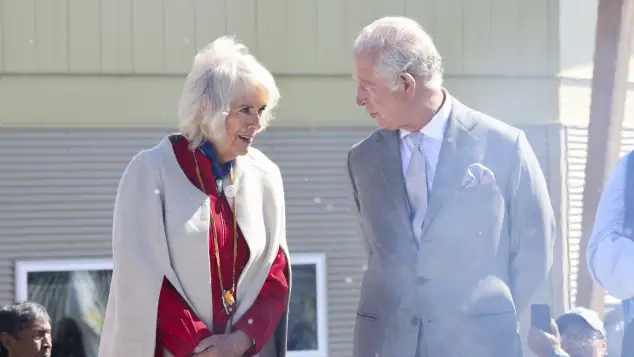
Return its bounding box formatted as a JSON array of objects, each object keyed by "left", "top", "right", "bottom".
[{"left": 192, "top": 331, "right": 253, "bottom": 357}]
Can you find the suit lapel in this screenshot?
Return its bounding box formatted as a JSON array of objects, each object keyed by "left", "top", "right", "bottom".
[
  {"left": 422, "top": 100, "right": 481, "bottom": 237},
  {"left": 376, "top": 130, "right": 417, "bottom": 246}
]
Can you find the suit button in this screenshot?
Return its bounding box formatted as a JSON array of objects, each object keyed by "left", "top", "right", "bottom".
[
  {"left": 411, "top": 316, "right": 420, "bottom": 325},
  {"left": 416, "top": 276, "right": 428, "bottom": 285}
]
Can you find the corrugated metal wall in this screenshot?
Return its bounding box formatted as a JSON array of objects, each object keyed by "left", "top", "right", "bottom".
[
  {"left": 565, "top": 127, "right": 634, "bottom": 307},
  {"left": 0, "top": 125, "right": 555, "bottom": 356}
]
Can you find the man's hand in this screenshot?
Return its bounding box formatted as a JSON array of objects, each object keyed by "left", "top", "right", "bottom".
[
  {"left": 527, "top": 319, "right": 569, "bottom": 357},
  {"left": 192, "top": 331, "right": 253, "bottom": 357}
]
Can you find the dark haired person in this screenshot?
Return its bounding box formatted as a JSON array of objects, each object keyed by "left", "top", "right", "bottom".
[{"left": 0, "top": 302, "right": 51, "bottom": 357}]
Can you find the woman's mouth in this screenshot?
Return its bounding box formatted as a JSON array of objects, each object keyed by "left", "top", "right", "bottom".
[{"left": 238, "top": 135, "right": 253, "bottom": 144}]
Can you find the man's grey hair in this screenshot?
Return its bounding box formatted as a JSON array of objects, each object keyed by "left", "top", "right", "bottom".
[
  {"left": 0, "top": 302, "right": 50, "bottom": 356},
  {"left": 178, "top": 36, "right": 281, "bottom": 149},
  {"left": 353, "top": 16, "right": 444, "bottom": 91}
]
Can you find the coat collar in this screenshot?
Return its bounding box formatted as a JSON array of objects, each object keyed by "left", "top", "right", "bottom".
[{"left": 160, "top": 134, "right": 259, "bottom": 255}]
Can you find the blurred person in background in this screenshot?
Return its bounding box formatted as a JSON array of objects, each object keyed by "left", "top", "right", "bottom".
[
  {"left": 347, "top": 16, "right": 556, "bottom": 357},
  {"left": 0, "top": 301, "right": 52, "bottom": 357},
  {"left": 528, "top": 307, "right": 607, "bottom": 357},
  {"left": 51, "top": 318, "right": 85, "bottom": 357},
  {"left": 98, "top": 36, "right": 290, "bottom": 357},
  {"left": 586, "top": 151, "right": 634, "bottom": 356}
]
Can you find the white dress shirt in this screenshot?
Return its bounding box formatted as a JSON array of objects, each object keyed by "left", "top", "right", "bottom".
[
  {"left": 587, "top": 153, "right": 634, "bottom": 300},
  {"left": 399, "top": 94, "right": 452, "bottom": 189}
]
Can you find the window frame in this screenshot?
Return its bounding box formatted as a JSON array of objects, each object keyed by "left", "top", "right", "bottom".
[
  {"left": 14, "top": 258, "right": 114, "bottom": 301},
  {"left": 14, "top": 253, "right": 329, "bottom": 357}
]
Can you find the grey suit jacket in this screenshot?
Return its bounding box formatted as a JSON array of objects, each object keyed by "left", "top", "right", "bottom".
[{"left": 346, "top": 98, "right": 556, "bottom": 357}]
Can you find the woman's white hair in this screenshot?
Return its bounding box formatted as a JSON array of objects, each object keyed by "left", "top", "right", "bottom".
[
  {"left": 178, "top": 36, "right": 280, "bottom": 149},
  {"left": 353, "top": 16, "right": 444, "bottom": 91}
]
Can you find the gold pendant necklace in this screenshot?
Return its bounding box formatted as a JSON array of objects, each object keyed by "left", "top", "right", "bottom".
[{"left": 193, "top": 152, "right": 238, "bottom": 316}]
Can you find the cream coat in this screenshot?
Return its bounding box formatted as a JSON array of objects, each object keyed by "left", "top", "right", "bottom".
[{"left": 98, "top": 135, "right": 290, "bottom": 357}]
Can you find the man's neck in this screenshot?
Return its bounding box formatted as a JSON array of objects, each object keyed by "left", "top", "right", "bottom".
[{"left": 406, "top": 90, "right": 446, "bottom": 131}]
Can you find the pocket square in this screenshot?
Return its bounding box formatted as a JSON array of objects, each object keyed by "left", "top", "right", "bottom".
[{"left": 462, "top": 163, "right": 496, "bottom": 188}]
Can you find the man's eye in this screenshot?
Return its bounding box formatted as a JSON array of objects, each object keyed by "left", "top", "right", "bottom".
[{"left": 240, "top": 107, "right": 250, "bottom": 114}]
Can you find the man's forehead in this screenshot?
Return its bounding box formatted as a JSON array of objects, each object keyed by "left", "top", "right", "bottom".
[
  {"left": 27, "top": 319, "right": 51, "bottom": 331},
  {"left": 353, "top": 55, "right": 375, "bottom": 77}
]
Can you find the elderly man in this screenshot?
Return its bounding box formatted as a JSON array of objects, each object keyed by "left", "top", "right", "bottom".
[
  {"left": 346, "top": 16, "right": 556, "bottom": 357},
  {"left": 0, "top": 302, "right": 52, "bottom": 357}
]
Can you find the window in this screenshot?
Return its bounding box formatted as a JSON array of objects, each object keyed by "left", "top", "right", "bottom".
[
  {"left": 15, "top": 259, "right": 113, "bottom": 357},
  {"left": 14, "top": 253, "right": 328, "bottom": 357},
  {"left": 287, "top": 253, "right": 328, "bottom": 357}
]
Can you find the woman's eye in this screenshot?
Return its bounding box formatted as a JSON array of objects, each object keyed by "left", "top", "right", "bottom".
[{"left": 240, "top": 107, "right": 251, "bottom": 114}]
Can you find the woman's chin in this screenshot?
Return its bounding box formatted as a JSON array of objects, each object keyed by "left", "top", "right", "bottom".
[{"left": 234, "top": 145, "right": 250, "bottom": 157}]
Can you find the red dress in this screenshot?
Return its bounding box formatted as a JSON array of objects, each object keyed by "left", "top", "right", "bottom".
[{"left": 154, "top": 138, "right": 289, "bottom": 357}]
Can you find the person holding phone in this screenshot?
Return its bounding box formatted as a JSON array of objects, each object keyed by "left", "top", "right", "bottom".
[{"left": 528, "top": 307, "right": 607, "bottom": 357}]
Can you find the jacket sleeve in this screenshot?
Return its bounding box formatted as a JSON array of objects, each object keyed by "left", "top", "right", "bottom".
[
  {"left": 157, "top": 277, "right": 212, "bottom": 357},
  {"left": 232, "top": 248, "right": 289, "bottom": 356},
  {"left": 586, "top": 154, "right": 634, "bottom": 299},
  {"left": 507, "top": 131, "right": 556, "bottom": 314},
  {"left": 100, "top": 150, "right": 210, "bottom": 357},
  {"left": 101, "top": 151, "right": 180, "bottom": 356},
  {"left": 346, "top": 149, "right": 372, "bottom": 254}
]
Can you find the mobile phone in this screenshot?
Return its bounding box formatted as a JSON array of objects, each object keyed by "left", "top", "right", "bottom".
[{"left": 531, "top": 304, "right": 551, "bottom": 332}]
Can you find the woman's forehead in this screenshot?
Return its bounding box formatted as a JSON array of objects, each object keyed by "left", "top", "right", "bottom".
[{"left": 232, "top": 84, "right": 269, "bottom": 107}]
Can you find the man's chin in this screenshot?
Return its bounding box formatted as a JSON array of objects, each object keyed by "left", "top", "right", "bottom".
[{"left": 376, "top": 122, "right": 397, "bottom": 130}]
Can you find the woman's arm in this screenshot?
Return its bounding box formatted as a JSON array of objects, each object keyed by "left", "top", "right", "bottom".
[
  {"left": 157, "top": 277, "right": 212, "bottom": 357},
  {"left": 232, "top": 248, "right": 289, "bottom": 356}
]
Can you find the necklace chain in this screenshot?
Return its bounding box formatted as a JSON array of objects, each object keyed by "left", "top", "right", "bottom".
[{"left": 193, "top": 152, "right": 238, "bottom": 316}]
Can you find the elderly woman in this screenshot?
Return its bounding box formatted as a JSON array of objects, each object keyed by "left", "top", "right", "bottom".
[{"left": 98, "top": 37, "right": 290, "bottom": 357}]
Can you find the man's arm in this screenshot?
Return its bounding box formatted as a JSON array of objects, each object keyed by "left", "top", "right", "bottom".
[
  {"left": 346, "top": 150, "right": 371, "bottom": 254},
  {"left": 508, "top": 131, "right": 556, "bottom": 314},
  {"left": 586, "top": 154, "right": 634, "bottom": 299}
]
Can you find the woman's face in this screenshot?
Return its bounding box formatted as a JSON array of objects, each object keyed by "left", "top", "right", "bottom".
[{"left": 214, "top": 84, "right": 269, "bottom": 163}]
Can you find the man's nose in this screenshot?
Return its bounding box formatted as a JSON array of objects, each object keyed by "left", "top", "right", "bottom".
[{"left": 42, "top": 335, "right": 52, "bottom": 348}]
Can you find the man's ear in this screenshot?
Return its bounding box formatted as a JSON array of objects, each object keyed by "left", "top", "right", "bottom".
[{"left": 400, "top": 73, "right": 416, "bottom": 99}]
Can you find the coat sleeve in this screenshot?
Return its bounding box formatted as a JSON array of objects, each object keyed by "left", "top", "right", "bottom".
[
  {"left": 507, "top": 131, "right": 556, "bottom": 315},
  {"left": 346, "top": 149, "right": 372, "bottom": 254},
  {"left": 100, "top": 150, "right": 209, "bottom": 357},
  {"left": 156, "top": 277, "right": 212, "bottom": 357},
  {"left": 586, "top": 154, "right": 634, "bottom": 299},
  {"left": 233, "top": 248, "right": 289, "bottom": 356}
]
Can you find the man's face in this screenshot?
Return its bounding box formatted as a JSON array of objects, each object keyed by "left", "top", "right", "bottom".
[
  {"left": 560, "top": 324, "right": 606, "bottom": 357},
  {"left": 353, "top": 54, "right": 408, "bottom": 130},
  {"left": 1, "top": 320, "right": 52, "bottom": 357}
]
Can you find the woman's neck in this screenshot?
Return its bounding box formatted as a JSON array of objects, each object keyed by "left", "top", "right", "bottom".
[{"left": 214, "top": 147, "right": 234, "bottom": 165}]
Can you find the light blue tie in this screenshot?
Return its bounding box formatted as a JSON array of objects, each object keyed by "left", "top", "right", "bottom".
[{"left": 405, "top": 132, "right": 428, "bottom": 242}]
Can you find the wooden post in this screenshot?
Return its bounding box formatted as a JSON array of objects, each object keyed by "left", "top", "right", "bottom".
[{"left": 575, "top": 0, "right": 634, "bottom": 315}]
